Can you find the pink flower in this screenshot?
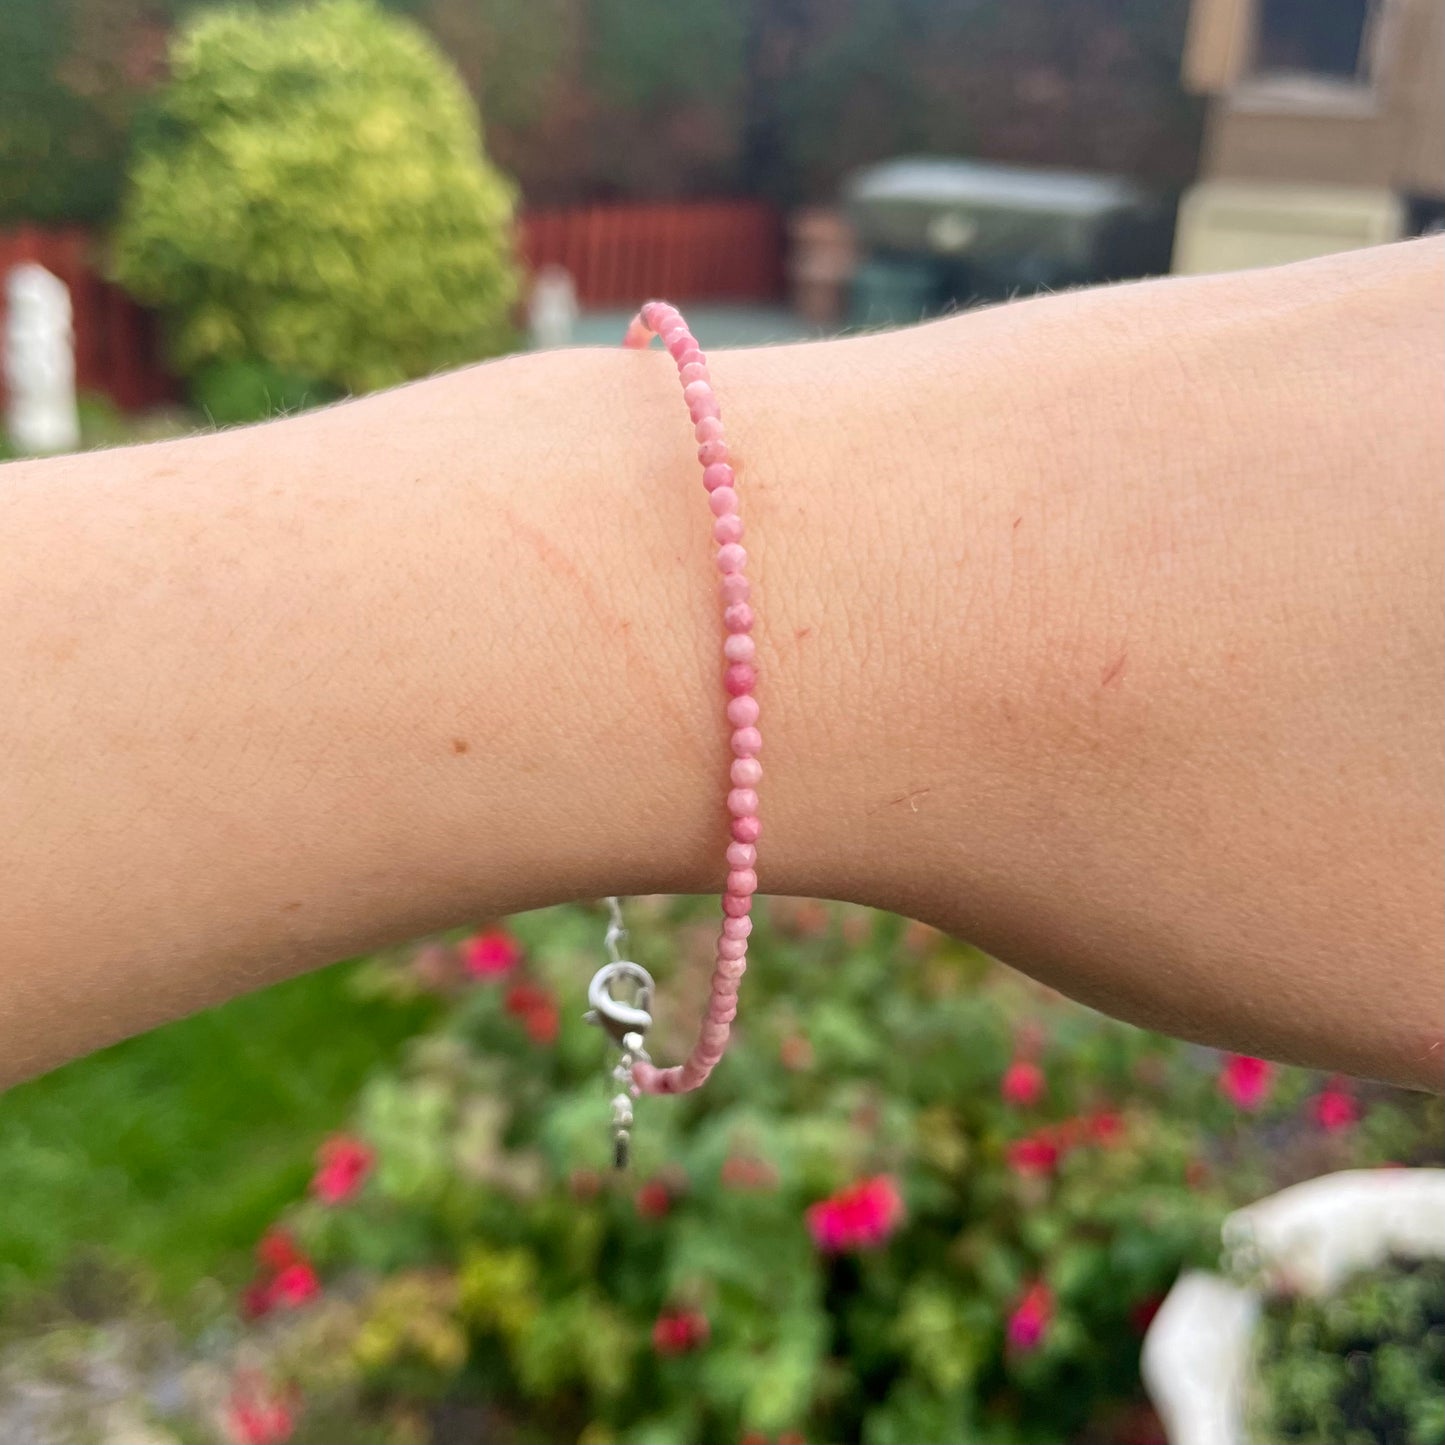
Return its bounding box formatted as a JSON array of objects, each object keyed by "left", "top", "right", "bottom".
[
  {"left": 461, "top": 928, "right": 522, "bottom": 978},
  {"left": 1001, "top": 1059, "right": 1045, "bottom": 1107},
  {"left": 505, "top": 980, "right": 560, "bottom": 1045},
  {"left": 1005, "top": 1132, "right": 1059, "bottom": 1178},
  {"left": 269, "top": 1260, "right": 321, "bottom": 1310},
  {"left": 242, "top": 1229, "right": 319, "bottom": 1319},
  {"left": 224, "top": 1372, "right": 297, "bottom": 1445},
  {"left": 652, "top": 1307, "right": 710, "bottom": 1355},
  {"left": 805, "top": 1175, "right": 905, "bottom": 1252},
  {"left": 1218, "top": 1054, "right": 1275, "bottom": 1111},
  {"left": 1087, "top": 1110, "right": 1125, "bottom": 1146},
  {"left": 1006, "top": 1280, "right": 1054, "bottom": 1353},
  {"left": 1312, "top": 1081, "right": 1360, "bottom": 1132},
  {"left": 310, "top": 1134, "right": 374, "bottom": 1206}
]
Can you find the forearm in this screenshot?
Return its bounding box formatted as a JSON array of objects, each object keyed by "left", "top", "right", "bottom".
[{"left": 2, "top": 239, "right": 1440, "bottom": 1087}]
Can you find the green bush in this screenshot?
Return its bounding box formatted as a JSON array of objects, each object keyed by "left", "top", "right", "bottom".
[
  {"left": 1251, "top": 1256, "right": 1445, "bottom": 1445},
  {"left": 112, "top": 0, "right": 519, "bottom": 396},
  {"left": 205, "top": 900, "right": 1442, "bottom": 1445}
]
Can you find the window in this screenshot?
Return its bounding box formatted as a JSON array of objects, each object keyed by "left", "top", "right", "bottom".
[{"left": 1253, "top": 0, "right": 1376, "bottom": 81}]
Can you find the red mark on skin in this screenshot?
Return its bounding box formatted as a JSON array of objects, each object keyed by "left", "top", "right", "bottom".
[
  {"left": 1013, "top": 516, "right": 1023, "bottom": 529},
  {"left": 1100, "top": 652, "right": 1128, "bottom": 689},
  {"left": 796, "top": 627, "right": 813, "bottom": 641},
  {"left": 282, "top": 902, "right": 303, "bottom": 912},
  {"left": 451, "top": 738, "right": 470, "bottom": 755}
]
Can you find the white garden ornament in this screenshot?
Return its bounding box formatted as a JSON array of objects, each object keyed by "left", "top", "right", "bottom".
[
  {"left": 3, "top": 262, "right": 81, "bottom": 455},
  {"left": 1142, "top": 1168, "right": 1445, "bottom": 1445}
]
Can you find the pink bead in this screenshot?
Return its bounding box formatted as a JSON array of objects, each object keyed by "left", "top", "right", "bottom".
[
  {"left": 716, "top": 543, "right": 747, "bottom": 573},
  {"left": 723, "top": 633, "right": 755, "bottom": 663},
  {"left": 667, "top": 333, "right": 696, "bottom": 362},
  {"left": 717, "top": 936, "right": 747, "bottom": 961},
  {"left": 730, "top": 756, "right": 762, "bottom": 787},
  {"left": 702, "top": 463, "right": 734, "bottom": 492},
  {"left": 724, "top": 663, "right": 756, "bottom": 695},
  {"left": 641, "top": 301, "right": 675, "bottom": 331},
  {"left": 731, "top": 815, "right": 762, "bottom": 844},
  {"left": 677, "top": 348, "right": 705, "bottom": 371},
  {"left": 727, "top": 787, "right": 759, "bottom": 816},
  {"left": 730, "top": 726, "right": 762, "bottom": 756},
  {"left": 719, "top": 573, "right": 750, "bottom": 605},
  {"left": 683, "top": 380, "right": 711, "bottom": 408},
  {"left": 698, "top": 440, "right": 730, "bottom": 467},
  {"left": 723, "top": 891, "right": 753, "bottom": 917},
  {"left": 726, "top": 695, "right": 759, "bottom": 727},
  {"left": 679, "top": 362, "right": 709, "bottom": 386},
  {"left": 723, "top": 602, "right": 754, "bottom": 633},
  {"left": 716, "top": 953, "right": 747, "bottom": 978},
  {"left": 726, "top": 841, "right": 757, "bottom": 868},
  {"left": 722, "top": 914, "right": 753, "bottom": 938},
  {"left": 695, "top": 416, "right": 724, "bottom": 443},
  {"left": 727, "top": 868, "right": 758, "bottom": 896},
  {"left": 713, "top": 514, "right": 744, "bottom": 545},
  {"left": 708, "top": 486, "right": 738, "bottom": 517}
]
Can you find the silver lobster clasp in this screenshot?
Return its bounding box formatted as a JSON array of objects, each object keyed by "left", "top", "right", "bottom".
[{"left": 583, "top": 960, "right": 655, "bottom": 1050}]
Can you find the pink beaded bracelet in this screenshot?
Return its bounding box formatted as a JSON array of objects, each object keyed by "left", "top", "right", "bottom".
[{"left": 583, "top": 300, "right": 760, "bottom": 1165}]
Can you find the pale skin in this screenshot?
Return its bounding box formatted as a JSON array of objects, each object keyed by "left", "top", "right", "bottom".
[{"left": 1, "top": 239, "right": 1440, "bottom": 1090}]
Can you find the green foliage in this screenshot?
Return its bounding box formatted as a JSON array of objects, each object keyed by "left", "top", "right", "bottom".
[
  {"left": 189, "top": 356, "right": 338, "bottom": 426},
  {"left": 1251, "top": 1257, "right": 1445, "bottom": 1445},
  {"left": 112, "top": 0, "right": 520, "bottom": 395},
  {"left": 244, "top": 900, "right": 1443, "bottom": 1444}
]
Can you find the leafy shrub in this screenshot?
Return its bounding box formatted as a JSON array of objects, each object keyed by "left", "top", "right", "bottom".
[
  {"left": 214, "top": 899, "right": 1442, "bottom": 1445},
  {"left": 113, "top": 0, "right": 519, "bottom": 396},
  {"left": 1251, "top": 1256, "right": 1445, "bottom": 1445},
  {"left": 189, "top": 357, "right": 337, "bottom": 428}
]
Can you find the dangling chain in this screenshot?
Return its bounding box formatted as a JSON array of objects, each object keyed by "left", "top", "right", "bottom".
[{"left": 584, "top": 898, "right": 655, "bottom": 1169}]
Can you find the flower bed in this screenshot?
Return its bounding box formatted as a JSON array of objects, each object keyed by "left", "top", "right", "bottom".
[{"left": 112, "top": 900, "right": 1445, "bottom": 1444}]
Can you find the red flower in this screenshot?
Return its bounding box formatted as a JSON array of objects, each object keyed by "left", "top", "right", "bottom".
[
  {"left": 1312, "top": 1081, "right": 1360, "bottom": 1132},
  {"left": 1005, "top": 1132, "right": 1059, "bottom": 1178},
  {"left": 1001, "top": 1059, "right": 1045, "bottom": 1107},
  {"left": 310, "top": 1134, "right": 374, "bottom": 1206},
  {"left": 1088, "top": 1110, "right": 1126, "bottom": 1146},
  {"left": 1130, "top": 1293, "right": 1165, "bottom": 1336},
  {"left": 805, "top": 1175, "right": 905, "bottom": 1252},
  {"left": 1007, "top": 1280, "right": 1054, "bottom": 1353},
  {"left": 461, "top": 928, "right": 522, "bottom": 978},
  {"left": 255, "top": 1227, "right": 303, "bottom": 1274},
  {"left": 223, "top": 1371, "right": 297, "bottom": 1445},
  {"left": 269, "top": 1261, "right": 321, "bottom": 1310},
  {"left": 652, "top": 1307, "right": 710, "bottom": 1355},
  {"left": 721, "top": 1154, "right": 780, "bottom": 1191},
  {"left": 1218, "top": 1054, "right": 1275, "bottom": 1110},
  {"left": 505, "top": 981, "right": 560, "bottom": 1045},
  {"left": 635, "top": 1178, "right": 672, "bottom": 1219},
  {"left": 240, "top": 1280, "right": 276, "bottom": 1321}
]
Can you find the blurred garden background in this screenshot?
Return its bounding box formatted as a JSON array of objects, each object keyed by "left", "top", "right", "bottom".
[{"left": 2, "top": 1, "right": 1443, "bottom": 1442}]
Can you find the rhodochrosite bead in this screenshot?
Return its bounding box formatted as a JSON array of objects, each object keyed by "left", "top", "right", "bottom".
[{"left": 623, "top": 301, "right": 761, "bottom": 1096}]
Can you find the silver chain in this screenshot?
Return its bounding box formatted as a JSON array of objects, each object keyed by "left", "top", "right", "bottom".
[{"left": 584, "top": 898, "right": 655, "bottom": 1169}]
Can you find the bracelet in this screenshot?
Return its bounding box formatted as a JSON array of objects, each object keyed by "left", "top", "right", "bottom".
[{"left": 583, "top": 300, "right": 760, "bottom": 1166}]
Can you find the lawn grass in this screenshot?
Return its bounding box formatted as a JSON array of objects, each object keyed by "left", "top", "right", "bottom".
[{"left": 0, "top": 959, "right": 431, "bottom": 1310}]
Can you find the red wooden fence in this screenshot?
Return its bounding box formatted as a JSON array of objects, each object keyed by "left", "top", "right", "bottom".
[
  {"left": 0, "top": 225, "right": 175, "bottom": 413},
  {"left": 519, "top": 200, "right": 785, "bottom": 308},
  {"left": 1, "top": 201, "right": 786, "bottom": 413}
]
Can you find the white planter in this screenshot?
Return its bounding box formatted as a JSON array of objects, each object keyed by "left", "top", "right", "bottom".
[{"left": 1141, "top": 1168, "right": 1445, "bottom": 1445}]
